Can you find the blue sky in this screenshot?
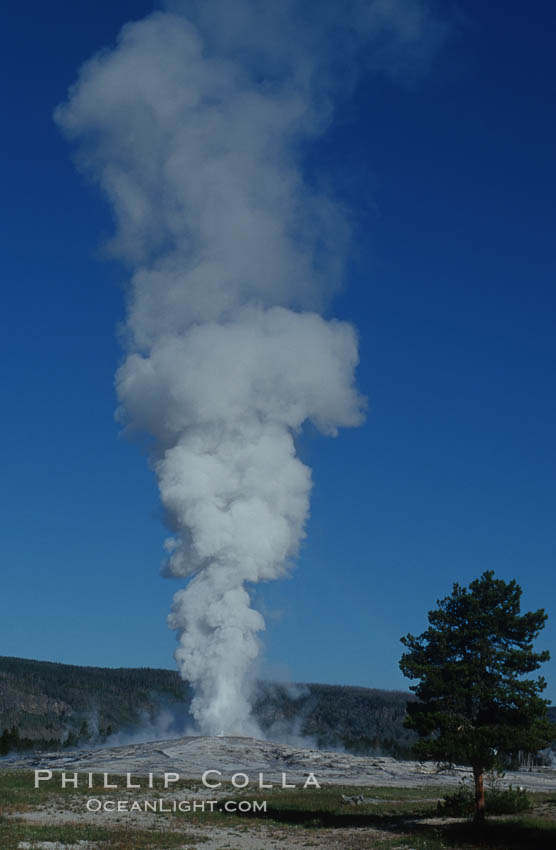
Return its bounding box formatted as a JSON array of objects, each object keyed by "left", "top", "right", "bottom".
[{"left": 2, "top": 0, "right": 555, "bottom": 702}]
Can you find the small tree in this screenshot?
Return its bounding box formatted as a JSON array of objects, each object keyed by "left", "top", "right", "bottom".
[{"left": 399, "top": 571, "right": 552, "bottom": 822}]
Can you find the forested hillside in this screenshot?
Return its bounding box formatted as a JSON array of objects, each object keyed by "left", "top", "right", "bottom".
[
  {"left": 1, "top": 656, "right": 554, "bottom": 761},
  {"left": 0, "top": 656, "right": 191, "bottom": 752},
  {"left": 253, "top": 681, "right": 418, "bottom": 757},
  {"left": 0, "top": 656, "right": 416, "bottom": 756}
]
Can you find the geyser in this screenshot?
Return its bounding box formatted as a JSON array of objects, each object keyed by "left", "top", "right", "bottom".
[{"left": 56, "top": 0, "right": 441, "bottom": 735}]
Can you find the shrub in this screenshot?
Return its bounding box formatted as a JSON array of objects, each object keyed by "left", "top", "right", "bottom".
[{"left": 438, "top": 778, "right": 532, "bottom": 817}]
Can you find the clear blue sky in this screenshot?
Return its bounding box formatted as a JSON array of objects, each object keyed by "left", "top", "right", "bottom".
[{"left": 1, "top": 0, "right": 555, "bottom": 702}]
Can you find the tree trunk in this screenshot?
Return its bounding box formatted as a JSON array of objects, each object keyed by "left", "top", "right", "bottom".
[{"left": 473, "top": 765, "right": 485, "bottom": 822}]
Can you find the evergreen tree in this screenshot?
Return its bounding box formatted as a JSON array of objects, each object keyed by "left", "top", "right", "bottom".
[{"left": 400, "top": 571, "right": 552, "bottom": 821}]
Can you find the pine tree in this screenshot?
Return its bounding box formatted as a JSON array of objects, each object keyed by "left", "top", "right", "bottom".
[{"left": 400, "top": 571, "right": 552, "bottom": 821}]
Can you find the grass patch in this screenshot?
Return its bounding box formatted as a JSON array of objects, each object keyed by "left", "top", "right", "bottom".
[
  {"left": 1, "top": 769, "right": 555, "bottom": 849},
  {"left": 0, "top": 769, "right": 219, "bottom": 812},
  {"left": 221, "top": 784, "right": 440, "bottom": 827},
  {"left": 442, "top": 817, "right": 556, "bottom": 849},
  {"left": 0, "top": 819, "right": 204, "bottom": 849}
]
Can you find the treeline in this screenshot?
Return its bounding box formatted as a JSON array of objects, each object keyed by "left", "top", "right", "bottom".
[
  {"left": 0, "top": 724, "right": 105, "bottom": 756},
  {"left": 0, "top": 719, "right": 117, "bottom": 755}
]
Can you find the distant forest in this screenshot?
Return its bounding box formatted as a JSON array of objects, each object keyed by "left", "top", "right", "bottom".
[{"left": 1, "top": 656, "right": 554, "bottom": 763}]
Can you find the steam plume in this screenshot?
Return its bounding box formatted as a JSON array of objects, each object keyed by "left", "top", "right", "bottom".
[{"left": 56, "top": 0, "right": 443, "bottom": 735}]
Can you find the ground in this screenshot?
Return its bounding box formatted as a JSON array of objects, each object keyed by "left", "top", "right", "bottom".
[{"left": 1, "top": 736, "right": 555, "bottom": 848}]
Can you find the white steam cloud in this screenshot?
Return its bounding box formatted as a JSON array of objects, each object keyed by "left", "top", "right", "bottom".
[{"left": 56, "top": 0, "right": 444, "bottom": 736}]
